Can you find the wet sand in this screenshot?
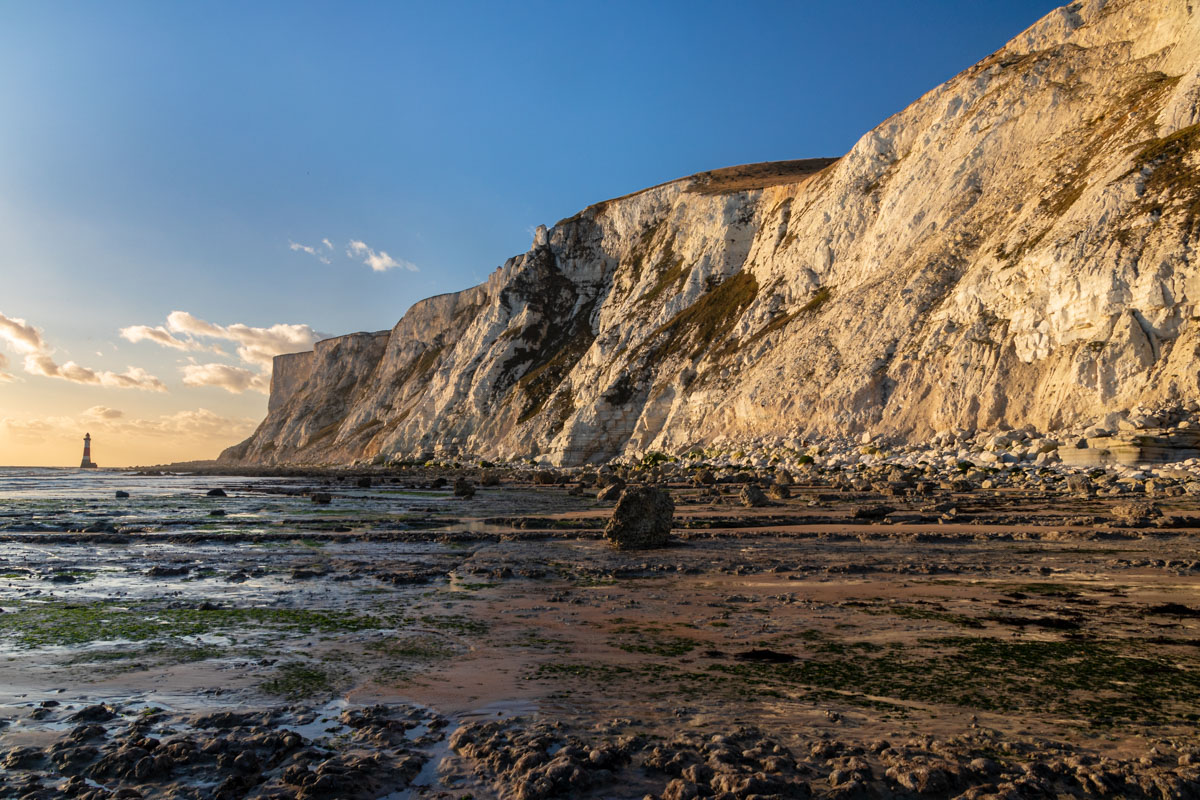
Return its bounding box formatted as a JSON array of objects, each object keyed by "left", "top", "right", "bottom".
[{"left": 1, "top": 471, "right": 1199, "bottom": 798}]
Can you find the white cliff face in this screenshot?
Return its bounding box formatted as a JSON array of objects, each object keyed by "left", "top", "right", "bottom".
[{"left": 223, "top": 0, "right": 1200, "bottom": 467}]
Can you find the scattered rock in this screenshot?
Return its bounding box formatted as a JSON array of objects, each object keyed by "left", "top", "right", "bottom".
[
  {"left": 147, "top": 565, "right": 191, "bottom": 578},
  {"left": 740, "top": 484, "right": 769, "bottom": 507},
  {"left": 311, "top": 493, "right": 332, "bottom": 505},
  {"left": 734, "top": 649, "right": 797, "bottom": 663},
  {"left": 596, "top": 481, "right": 626, "bottom": 503},
  {"left": 1111, "top": 502, "right": 1161, "bottom": 525},
  {"left": 69, "top": 704, "right": 116, "bottom": 723},
  {"left": 1066, "top": 474, "right": 1093, "bottom": 497},
  {"left": 604, "top": 487, "right": 674, "bottom": 550}
]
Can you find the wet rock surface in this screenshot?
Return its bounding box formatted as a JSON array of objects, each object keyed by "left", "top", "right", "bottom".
[{"left": 3, "top": 466, "right": 1200, "bottom": 798}]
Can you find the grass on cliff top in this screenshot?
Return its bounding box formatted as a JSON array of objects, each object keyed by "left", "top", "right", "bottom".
[{"left": 685, "top": 158, "right": 840, "bottom": 195}]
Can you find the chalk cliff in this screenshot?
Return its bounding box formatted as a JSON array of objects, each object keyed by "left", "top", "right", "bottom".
[{"left": 222, "top": 0, "right": 1200, "bottom": 466}]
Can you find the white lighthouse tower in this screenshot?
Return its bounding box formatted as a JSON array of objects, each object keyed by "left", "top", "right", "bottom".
[{"left": 80, "top": 433, "right": 97, "bottom": 469}]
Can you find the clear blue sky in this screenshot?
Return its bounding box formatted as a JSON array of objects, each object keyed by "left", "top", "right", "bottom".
[{"left": 0, "top": 0, "right": 1062, "bottom": 465}]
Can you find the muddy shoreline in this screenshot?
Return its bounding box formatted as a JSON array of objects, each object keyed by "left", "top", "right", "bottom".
[{"left": 2, "top": 468, "right": 1199, "bottom": 798}]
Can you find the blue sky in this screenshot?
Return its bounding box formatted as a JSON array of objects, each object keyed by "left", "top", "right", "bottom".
[{"left": 0, "top": 0, "right": 1062, "bottom": 465}]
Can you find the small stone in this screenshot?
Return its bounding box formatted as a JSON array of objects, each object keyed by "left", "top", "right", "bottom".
[
  {"left": 310, "top": 492, "right": 332, "bottom": 505},
  {"left": 205, "top": 488, "right": 227, "bottom": 497}
]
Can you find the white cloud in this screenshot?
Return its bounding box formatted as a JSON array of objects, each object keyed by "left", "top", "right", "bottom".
[
  {"left": 322, "top": 238, "right": 333, "bottom": 250},
  {"left": 0, "top": 312, "right": 46, "bottom": 354},
  {"left": 119, "top": 324, "right": 220, "bottom": 353},
  {"left": 289, "top": 240, "right": 331, "bottom": 264},
  {"left": 164, "top": 311, "right": 318, "bottom": 369},
  {"left": 348, "top": 240, "right": 418, "bottom": 272},
  {"left": 0, "top": 311, "right": 166, "bottom": 391},
  {"left": 23, "top": 354, "right": 167, "bottom": 391},
  {"left": 181, "top": 363, "right": 270, "bottom": 394}
]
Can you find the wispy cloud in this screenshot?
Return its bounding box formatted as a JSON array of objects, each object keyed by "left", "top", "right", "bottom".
[
  {"left": 348, "top": 240, "right": 418, "bottom": 272},
  {"left": 0, "top": 311, "right": 166, "bottom": 391},
  {"left": 289, "top": 240, "right": 331, "bottom": 264},
  {"left": 322, "top": 238, "right": 333, "bottom": 250},
  {"left": 22, "top": 354, "right": 167, "bottom": 391},
  {"left": 181, "top": 363, "right": 270, "bottom": 394},
  {"left": 119, "top": 324, "right": 221, "bottom": 353}
]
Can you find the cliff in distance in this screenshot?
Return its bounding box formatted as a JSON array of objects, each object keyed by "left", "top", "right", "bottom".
[{"left": 222, "top": 0, "right": 1200, "bottom": 467}]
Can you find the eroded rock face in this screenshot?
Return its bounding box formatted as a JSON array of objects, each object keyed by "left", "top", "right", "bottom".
[
  {"left": 604, "top": 487, "right": 674, "bottom": 550},
  {"left": 223, "top": 0, "right": 1200, "bottom": 467}
]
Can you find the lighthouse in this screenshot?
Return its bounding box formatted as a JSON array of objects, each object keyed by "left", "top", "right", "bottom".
[{"left": 80, "top": 433, "right": 97, "bottom": 469}]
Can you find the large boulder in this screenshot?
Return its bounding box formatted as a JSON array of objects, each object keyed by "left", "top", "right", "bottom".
[{"left": 604, "top": 487, "right": 674, "bottom": 550}]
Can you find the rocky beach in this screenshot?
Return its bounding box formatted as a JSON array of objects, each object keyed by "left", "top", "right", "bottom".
[{"left": 2, "top": 448, "right": 1199, "bottom": 799}]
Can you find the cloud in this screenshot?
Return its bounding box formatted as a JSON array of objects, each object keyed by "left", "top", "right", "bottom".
[
  {"left": 83, "top": 406, "right": 124, "bottom": 420},
  {"left": 0, "top": 351, "right": 11, "bottom": 382},
  {"left": 0, "top": 312, "right": 46, "bottom": 354},
  {"left": 348, "top": 240, "right": 418, "bottom": 272},
  {"left": 289, "top": 240, "right": 331, "bottom": 264},
  {"left": 119, "top": 324, "right": 220, "bottom": 353},
  {"left": 23, "top": 354, "right": 167, "bottom": 391},
  {"left": 322, "top": 238, "right": 333, "bottom": 250},
  {"left": 164, "top": 311, "right": 319, "bottom": 369},
  {"left": 181, "top": 363, "right": 270, "bottom": 394},
  {"left": 3, "top": 407, "right": 256, "bottom": 442},
  {"left": 0, "top": 311, "right": 167, "bottom": 391}
]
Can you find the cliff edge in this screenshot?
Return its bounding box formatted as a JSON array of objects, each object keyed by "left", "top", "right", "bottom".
[{"left": 223, "top": 0, "right": 1200, "bottom": 466}]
